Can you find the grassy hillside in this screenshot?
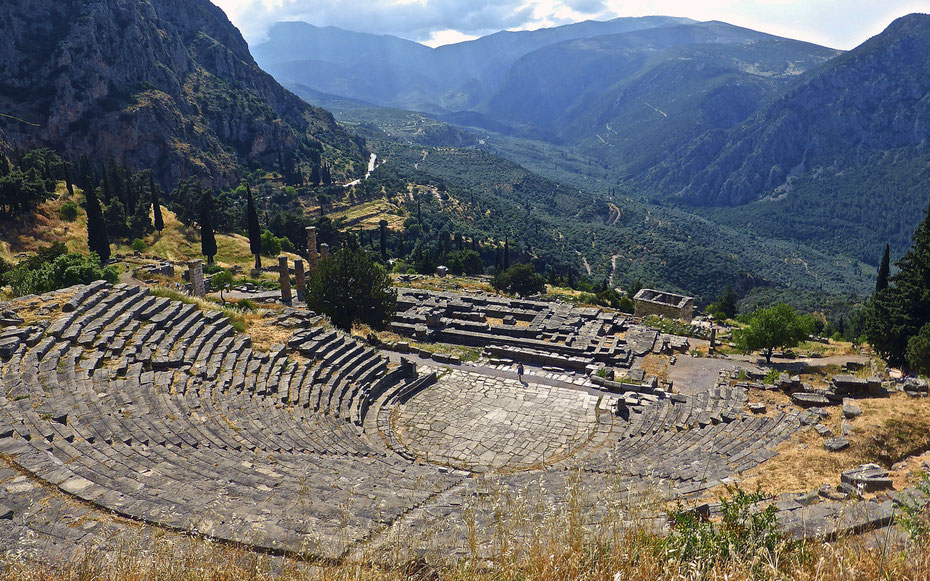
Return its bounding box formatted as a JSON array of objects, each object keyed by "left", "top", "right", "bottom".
[{"left": 0, "top": 182, "right": 281, "bottom": 276}]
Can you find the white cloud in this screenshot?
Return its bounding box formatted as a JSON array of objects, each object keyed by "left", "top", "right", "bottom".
[
  {"left": 421, "top": 29, "right": 480, "bottom": 47},
  {"left": 210, "top": 0, "right": 930, "bottom": 49}
]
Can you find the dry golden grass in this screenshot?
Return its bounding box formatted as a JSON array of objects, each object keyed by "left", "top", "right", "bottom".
[
  {"left": 735, "top": 392, "right": 930, "bottom": 496},
  {"left": 395, "top": 275, "right": 494, "bottom": 294},
  {"left": 329, "top": 198, "right": 406, "bottom": 230},
  {"left": 5, "top": 291, "right": 76, "bottom": 325},
  {"left": 641, "top": 354, "right": 670, "bottom": 384},
  {"left": 240, "top": 307, "right": 294, "bottom": 352},
  {"left": 0, "top": 183, "right": 283, "bottom": 285},
  {"left": 3, "top": 505, "right": 930, "bottom": 581}
]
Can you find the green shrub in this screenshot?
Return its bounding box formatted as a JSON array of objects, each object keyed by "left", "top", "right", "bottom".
[
  {"left": 235, "top": 299, "right": 256, "bottom": 312},
  {"left": 3, "top": 245, "right": 118, "bottom": 297},
  {"left": 898, "top": 471, "right": 930, "bottom": 543},
  {"left": 60, "top": 201, "right": 79, "bottom": 221},
  {"left": 130, "top": 238, "right": 146, "bottom": 252},
  {"left": 664, "top": 486, "right": 785, "bottom": 575},
  {"left": 763, "top": 368, "right": 781, "bottom": 385}
]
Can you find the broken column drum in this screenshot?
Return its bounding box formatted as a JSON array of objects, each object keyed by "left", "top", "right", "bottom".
[
  {"left": 187, "top": 259, "right": 205, "bottom": 298},
  {"left": 306, "top": 226, "right": 318, "bottom": 271}
]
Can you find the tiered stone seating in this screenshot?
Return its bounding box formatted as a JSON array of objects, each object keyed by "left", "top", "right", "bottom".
[
  {"left": 580, "top": 387, "right": 804, "bottom": 495},
  {"left": 0, "top": 282, "right": 819, "bottom": 561},
  {"left": 0, "top": 283, "right": 461, "bottom": 557}
]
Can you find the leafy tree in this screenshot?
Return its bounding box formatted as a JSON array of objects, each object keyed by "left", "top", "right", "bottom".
[
  {"left": 865, "top": 203, "right": 930, "bottom": 368},
  {"left": 211, "top": 269, "right": 234, "bottom": 304},
  {"left": 3, "top": 244, "right": 117, "bottom": 296},
  {"left": 84, "top": 185, "right": 110, "bottom": 264},
  {"left": 150, "top": 173, "right": 164, "bottom": 231},
  {"left": 200, "top": 189, "right": 217, "bottom": 264},
  {"left": 907, "top": 323, "right": 930, "bottom": 377},
  {"left": 246, "top": 184, "right": 262, "bottom": 269},
  {"left": 306, "top": 249, "right": 396, "bottom": 331},
  {"left": 261, "top": 229, "right": 282, "bottom": 257},
  {"left": 445, "top": 249, "right": 483, "bottom": 275},
  {"left": 876, "top": 243, "right": 891, "bottom": 293},
  {"left": 492, "top": 263, "right": 546, "bottom": 297},
  {"left": 734, "top": 304, "right": 815, "bottom": 364}
]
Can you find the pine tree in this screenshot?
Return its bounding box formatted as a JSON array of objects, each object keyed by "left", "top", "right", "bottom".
[
  {"left": 865, "top": 203, "right": 930, "bottom": 368},
  {"left": 246, "top": 184, "right": 263, "bottom": 270},
  {"left": 876, "top": 243, "right": 891, "bottom": 293},
  {"left": 200, "top": 189, "right": 217, "bottom": 265},
  {"left": 85, "top": 185, "right": 110, "bottom": 264},
  {"left": 150, "top": 173, "right": 164, "bottom": 231}
]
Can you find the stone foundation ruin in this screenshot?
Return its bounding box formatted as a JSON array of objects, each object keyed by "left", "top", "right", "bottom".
[{"left": 633, "top": 288, "right": 695, "bottom": 321}]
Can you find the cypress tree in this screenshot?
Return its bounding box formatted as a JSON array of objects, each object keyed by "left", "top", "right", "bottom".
[
  {"left": 150, "top": 173, "right": 164, "bottom": 231},
  {"left": 379, "top": 219, "right": 388, "bottom": 260},
  {"left": 85, "top": 185, "right": 110, "bottom": 264},
  {"left": 865, "top": 203, "right": 930, "bottom": 368},
  {"left": 876, "top": 243, "right": 890, "bottom": 293},
  {"left": 63, "top": 162, "right": 74, "bottom": 197},
  {"left": 504, "top": 236, "right": 510, "bottom": 269},
  {"left": 246, "top": 184, "right": 263, "bottom": 270},
  {"left": 200, "top": 189, "right": 217, "bottom": 265},
  {"left": 101, "top": 168, "right": 112, "bottom": 204}
]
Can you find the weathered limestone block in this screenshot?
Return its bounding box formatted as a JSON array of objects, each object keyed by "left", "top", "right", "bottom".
[{"left": 187, "top": 260, "right": 205, "bottom": 298}]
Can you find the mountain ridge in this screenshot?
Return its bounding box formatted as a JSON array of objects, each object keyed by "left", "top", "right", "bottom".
[{"left": 0, "top": 0, "right": 366, "bottom": 187}]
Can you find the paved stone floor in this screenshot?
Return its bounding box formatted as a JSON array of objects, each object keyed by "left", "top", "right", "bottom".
[{"left": 392, "top": 369, "right": 600, "bottom": 472}]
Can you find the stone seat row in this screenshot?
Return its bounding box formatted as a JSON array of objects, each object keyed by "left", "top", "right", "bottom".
[
  {"left": 0, "top": 283, "right": 464, "bottom": 557},
  {"left": 578, "top": 389, "right": 801, "bottom": 494}
]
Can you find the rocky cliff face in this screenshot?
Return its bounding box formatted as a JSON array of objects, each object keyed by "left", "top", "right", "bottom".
[
  {"left": 645, "top": 13, "right": 930, "bottom": 205},
  {"left": 0, "top": 0, "right": 365, "bottom": 186}
]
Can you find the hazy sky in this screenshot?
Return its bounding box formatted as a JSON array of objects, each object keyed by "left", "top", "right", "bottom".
[{"left": 211, "top": 0, "right": 930, "bottom": 49}]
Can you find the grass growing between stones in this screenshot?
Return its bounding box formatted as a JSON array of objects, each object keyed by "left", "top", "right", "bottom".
[
  {"left": 3, "top": 479, "right": 930, "bottom": 581},
  {"left": 148, "top": 285, "right": 258, "bottom": 334}
]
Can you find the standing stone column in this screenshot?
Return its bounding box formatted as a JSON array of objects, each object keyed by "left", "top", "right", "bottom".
[
  {"left": 294, "top": 259, "right": 306, "bottom": 302},
  {"left": 320, "top": 243, "right": 330, "bottom": 260},
  {"left": 278, "top": 255, "right": 292, "bottom": 305},
  {"left": 187, "top": 259, "right": 205, "bottom": 298},
  {"left": 305, "top": 226, "right": 318, "bottom": 271}
]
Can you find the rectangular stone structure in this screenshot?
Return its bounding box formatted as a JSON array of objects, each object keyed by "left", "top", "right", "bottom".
[
  {"left": 187, "top": 259, "right": 205, "bottom": 298},
  {"left": 278, "top": 255, "right": 292, "bottom": 305},
  {"left": 305, "top": 226, "right": 318, "bottom": 271},
  {"left": 294, "top": 259, "right": 306, "bottom": 301},
  {"left": 633, "top": 288, "right": 694, "bottom": 322}
]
